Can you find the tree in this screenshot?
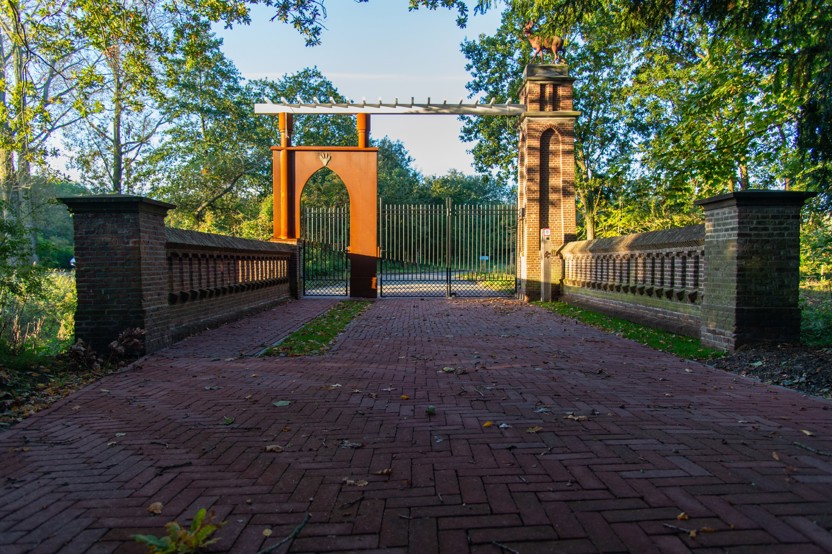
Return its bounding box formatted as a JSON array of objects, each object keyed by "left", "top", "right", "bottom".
[
  {"left": 66, "top": 0, "right": 168, "bottom": 194},
  {"left": 377, "top": 137, "right": 428, "bottom": 204},
  {"left": 463, "top": 0, "right": 832, "bottom": 207},
  {"left": 143, "top": 24, "right": 358, "bottom": 234},
  {"left": 0, "top": 0, "right": 84, "bottom": 260},
  {"left": 460, "top": 0, "right": 831, "bottom": 239},
  {"left": 423, "top": 170, "right": 511, "bottom": 204}
]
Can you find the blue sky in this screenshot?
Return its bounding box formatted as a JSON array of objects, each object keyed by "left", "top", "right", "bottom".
[{"left": 215, "top": 2, "right": 503, "bottom": 177}]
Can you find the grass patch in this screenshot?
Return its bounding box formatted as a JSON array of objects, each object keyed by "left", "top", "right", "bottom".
[
  {"left": 264, "top": 300, "right": 372, "bottom": 357},
  {"left": 534, "top": 301, "right": 723, "bottom": 361}
]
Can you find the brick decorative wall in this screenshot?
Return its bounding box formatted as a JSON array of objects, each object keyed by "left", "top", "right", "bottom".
[
  {"left": 559, "top": 226, "right": 705, "bottom": 337},
  {"left": 557, "top": 192, "right": 814, "bottom": 351},
  {"left": 517, "top": 65, "right": 579, "bottom": 301},
  {"left": 165, "top": 229, "right": 296, "bottom": 347},
  {"left": 61, "top": 196, "right": 299, "bottom": 354}
]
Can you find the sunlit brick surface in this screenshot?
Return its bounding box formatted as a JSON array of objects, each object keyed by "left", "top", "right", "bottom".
[{"left": 2, "top": 298, "right": 831, "bottom": 552}]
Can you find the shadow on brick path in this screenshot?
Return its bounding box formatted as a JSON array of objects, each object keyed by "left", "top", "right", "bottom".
[{"left": 2, "top": 298, "right": 831, "bottom": 553}]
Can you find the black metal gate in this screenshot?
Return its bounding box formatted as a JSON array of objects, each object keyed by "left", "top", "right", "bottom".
[
  {"left": 301, "top": 206, "right": 349, "bottom": 296},
  {"left": 379, "top": 199, "right": 516, "bottom": 297}
]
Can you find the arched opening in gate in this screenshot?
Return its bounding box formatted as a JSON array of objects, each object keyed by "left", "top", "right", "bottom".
[{"left": 300, "top": 168, "right": 350, "bottom": 295}]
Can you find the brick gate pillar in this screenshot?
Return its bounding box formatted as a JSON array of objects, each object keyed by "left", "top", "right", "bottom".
[
  {"left": 61, "top": 196, "right": 175, "bottom": 353},
  {"left": 517, "top": 65, "right": 579, "bottom": 301},
  {"left": 696, "top": 191, "right": 816, "bottom": 351}
]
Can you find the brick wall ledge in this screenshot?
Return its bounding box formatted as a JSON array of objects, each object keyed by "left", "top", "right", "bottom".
[
  {"left": 166, "top": 228, "right": 295, "bottom": 254},
  {"left": 560, "top": 225, "right": 704, "bottom": 255}
]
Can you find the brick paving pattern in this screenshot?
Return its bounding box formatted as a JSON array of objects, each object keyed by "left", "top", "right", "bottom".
[{"left": 1, "top": 298, "right": 831, "bottom": 553}]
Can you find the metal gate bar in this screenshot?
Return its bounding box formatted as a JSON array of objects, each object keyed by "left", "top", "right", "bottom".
[
  {"left": 379, "top": 199, "right": 516, "bottom": 297},
  {"left": 301, "top": 206, "right": 349, "bottom": 296}
]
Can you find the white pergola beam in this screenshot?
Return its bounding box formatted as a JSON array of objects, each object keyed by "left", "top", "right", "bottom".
[{"left": 254, "top": 100, "right": 525, "bottom": 116}]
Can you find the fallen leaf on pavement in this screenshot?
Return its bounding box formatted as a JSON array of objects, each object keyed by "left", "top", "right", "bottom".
[
  {"left": 262, "top": 529, "right": 273, "bottom": 537},
  {"left": 676, "top": 512, "right": 689, "bottom": 521},
  {"left": 801, "top": 429, "right": 815, "bottom": 436},
  {"left": 343, "top": 478, "right": 369, "bottom": 487},
  {"left": 147, "top": 502, "right": 163, "bottom": 515},
  {"left": 482, "top": 421, "right": 493, "bottom": 428},
  {"left": 373, "top": 468, "right": 393, "bottom": 476},
  {"left": 526, "top": 426, "right": 544, "bottom": 433},
  {"left": 264, "top": 445, "right": 284, "bottom": 453}
]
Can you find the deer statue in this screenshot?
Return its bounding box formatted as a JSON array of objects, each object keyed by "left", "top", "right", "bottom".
[{"left": 523, "top": 20, "right": 565, "bottom": 64}]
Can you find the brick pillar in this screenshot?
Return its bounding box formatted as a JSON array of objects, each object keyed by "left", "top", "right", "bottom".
[
  {"left": 60, "top": 196, "right": 175, "bottom": 354},
  {"left": 695, "top": 191, "right": 815, "bottom": 351},
  {"left": 517, "top": 65, "right": 579, "bottom": 301}
]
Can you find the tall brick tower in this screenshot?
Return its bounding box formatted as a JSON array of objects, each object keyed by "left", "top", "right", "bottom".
[{"left": 517, "top": 65, "right": 579, "bottom": 301}]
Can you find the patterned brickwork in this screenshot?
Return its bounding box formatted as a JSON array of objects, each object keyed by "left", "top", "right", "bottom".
[
  {"left": 62, "top": 197, "right": 173, "bottom": 353},
  {"left": 2, "top": 298, "right": 831, "bottom": 552},
  {"left": 559, "top": 225, "right": 705, "bottom": 337},
  {"left": 518, "top": 65, "right": 578, "bottom": 301},
  {"left": 697, "top": 192, "right": 815, "bottom": 350}
]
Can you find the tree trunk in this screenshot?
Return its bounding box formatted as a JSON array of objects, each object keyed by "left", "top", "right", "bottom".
[
  {"left": 11, "top": 38, "right": 37, "bottom": 262},
  {"left": 110, "top": 46, "right": 124, "bottom": 194}
]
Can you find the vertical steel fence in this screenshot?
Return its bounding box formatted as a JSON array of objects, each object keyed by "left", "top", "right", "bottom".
[
  {"left": 301, "top": 206, "right": 350, "bottom": 296},
  {"left": 379, "top": 199, "right": 516, "bottom": 297},
  {"left": 301, "top": 201, "right": 516, "bottom": 297}
]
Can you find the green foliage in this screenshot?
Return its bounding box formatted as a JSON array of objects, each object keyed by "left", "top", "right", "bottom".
[
  {"left": 801, "top": 283, "right": 832, "bottom": 347},
  {"left": 0, "top": 200, "right": 71, "bottom": 358},
  {"left": 801, "top": 212, "right": 832, "bottom": 281},
  {"left": 460, "top": 0, "right": 831, "bottom": 239},
  {"left": 144, "top": 29, "right": 358, "bottom": 235},
  {"left": 133, "top": 508, "right": 225, "bottom": 554},
  {"left": 535, "top": 301, "right": 723, "bottom": 360},
  {"left": 0, "top": 270, "right": 76, "bottom": 358},
  {"left": 424, "top": 170, "right": 512, "bottom": 204},
  {"left": 29, "top": 179, "right": 87, "bottom": 268},
  {"left": 377, "top": 138, "right": 429, "bottom": 204},
  {"left": 301, "top": 168, "right": 350, "bottom": 208},
  {"left": 265, "top": 300, "right": 371, "bottom": 356}
]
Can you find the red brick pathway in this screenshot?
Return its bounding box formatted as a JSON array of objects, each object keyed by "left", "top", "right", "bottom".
[{"left": 1, "top": 298, "right": 831, "bottom": 553}]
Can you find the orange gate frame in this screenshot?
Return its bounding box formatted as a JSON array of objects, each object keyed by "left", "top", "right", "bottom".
[{"left": 271, "top": 113, "right": 378, "bottom": 297}]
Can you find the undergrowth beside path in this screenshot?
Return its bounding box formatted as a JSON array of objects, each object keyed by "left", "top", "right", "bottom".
[{"left": 535, "top": 301, "right": 722, "bottom": 360}]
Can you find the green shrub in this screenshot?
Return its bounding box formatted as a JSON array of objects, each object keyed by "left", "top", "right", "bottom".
[
  {"left": 133, "top": 508, "right": 225, "bottom": 553},
  {"left": 801, "top": 282, "right": 832, "bottom": 346},
  {"left": 0, "top": 270, "right": 76, "bottom": 358}
]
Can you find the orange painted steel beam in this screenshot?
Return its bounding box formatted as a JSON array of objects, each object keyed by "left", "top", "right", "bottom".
[
  {"left": 357, "top": 113, "right": 370, "bottom": 148},
  {"left": 275, "top": 114, "right": 294, "bottom": 239}
]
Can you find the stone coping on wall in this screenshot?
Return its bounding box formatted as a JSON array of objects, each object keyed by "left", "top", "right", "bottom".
[
  {"left": 60, "top": 194, "right": 175, "bottom": 215},
  {"left": 694, "top": 190, "right": 817, "bottom": 210},
  {"left": 559, "top": 224, "right": 704, "bottom": 255},
  {"left": 166, "top": 228, "right": 295, "bottom": 255}
]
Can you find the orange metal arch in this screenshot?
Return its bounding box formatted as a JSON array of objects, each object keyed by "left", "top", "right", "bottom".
[{"left": 271, "top": 145, "right": 379, "bottom": 297}]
